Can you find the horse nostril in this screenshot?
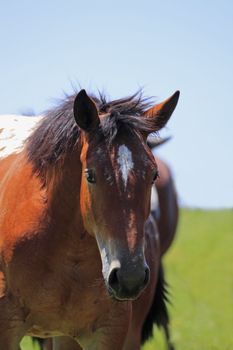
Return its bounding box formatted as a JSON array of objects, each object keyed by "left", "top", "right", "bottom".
[
  {"left": 144, "top": 266, "right": 150, "bottom": 286},
  {"left": 107, "top": 264, "right": 150, "bottom": 299},
  {"left": 108, "top": 267, "right": 119, "bottom": 291}
]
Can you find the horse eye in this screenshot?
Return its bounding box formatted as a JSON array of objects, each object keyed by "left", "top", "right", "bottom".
[
  {"left": 84, "top": 169, "right": 96, "bottom": 184},
  {"left": 152, "top": 169, "right": 159, "bottom": 183}
]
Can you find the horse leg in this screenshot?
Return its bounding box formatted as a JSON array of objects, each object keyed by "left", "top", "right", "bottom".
[
  {"left": 78, "top": 330, "right": 128, "bottom": 350},
  {"left": 53, "top": 336, "right": 82, "bottom": 350},
  {"left": 77, "top": 308, "right": 131, "bottom": 350},
  {"left": 0, "top": 296, "right": 27, "bottom": 350},
  {"left": 0, "top": 327, "right": 24, "bottom": 350},
  {"left": 44, "top": 338, "right": 53, "bottom": 350},
  {"left": 123, "top": 329, "right": 141, "bottom": 350}
]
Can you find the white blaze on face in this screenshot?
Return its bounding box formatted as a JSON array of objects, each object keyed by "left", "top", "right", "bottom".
[
  {"left": 0, "top": 115, "right": 42, "bottom": 159},
  {"left": 117, "top": 144, "right": 134, "bottom": 189},
  {"left": 100, "top": 247, "right": 109, "bottom": 279}
]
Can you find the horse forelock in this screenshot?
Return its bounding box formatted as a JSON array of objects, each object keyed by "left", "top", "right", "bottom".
[{"left": 25, "top": 90, "right": 157, "bottom": 176}]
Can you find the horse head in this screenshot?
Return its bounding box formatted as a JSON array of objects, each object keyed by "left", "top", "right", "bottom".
[{"left": 73, "top": 89, "right": 179, "bottom": 301}]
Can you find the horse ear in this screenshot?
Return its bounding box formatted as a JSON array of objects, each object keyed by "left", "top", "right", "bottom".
[
  {"left": 147, "top": 136, "right": 172, "bottom": 150},
  {"left": 73, "top": 89, "right": 100, "bottom": 132},
  {"left": 144, "top": 91, "right": 180, "bottom": 131}
]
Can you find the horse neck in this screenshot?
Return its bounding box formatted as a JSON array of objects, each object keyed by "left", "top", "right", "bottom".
[{"left": 45, "top": 150, "right": 85, "bottom": 242}]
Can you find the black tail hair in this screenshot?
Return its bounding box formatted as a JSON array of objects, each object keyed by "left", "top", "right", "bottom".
[
  {"left": 141, "top": 264, "right": 175, "bottom": 350},
  {"left": 32, "top": 337, "right": 44, "bottom": 349}
]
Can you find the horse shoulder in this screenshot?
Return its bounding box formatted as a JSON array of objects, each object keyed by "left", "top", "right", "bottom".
[{"left": 0, "top": 151, "right": 47, "bottom": 263}]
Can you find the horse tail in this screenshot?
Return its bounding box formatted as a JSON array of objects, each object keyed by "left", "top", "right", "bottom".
[
  {"left": 32, "top": 337, "right": 44, "bottom": 349},
  {"left": 141, "top": 263, "right": 175, "bottom": 350}
]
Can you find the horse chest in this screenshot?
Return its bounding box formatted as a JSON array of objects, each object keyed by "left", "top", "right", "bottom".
[
  {"left": 27, "top": 239, "right": 106, "bottom": 322},
  {"left": 26, "top": 256, "right": 112, "bottom": 337}
]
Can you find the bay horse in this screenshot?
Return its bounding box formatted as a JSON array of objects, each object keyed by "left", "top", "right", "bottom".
[{"left": 0, "top": 88, "right": 179, "bottom": 350}]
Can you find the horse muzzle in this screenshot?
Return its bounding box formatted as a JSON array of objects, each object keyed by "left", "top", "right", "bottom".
[{"left": 106, "top": 260, "right": 150, "bottom": 301}]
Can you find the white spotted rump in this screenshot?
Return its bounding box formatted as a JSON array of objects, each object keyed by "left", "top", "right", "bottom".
[
  {"left": 0, "top": 115, "right": 42, "bottom": 159},
  {"left": 117, "top": 144, "right": 134, "bottom": 189}
]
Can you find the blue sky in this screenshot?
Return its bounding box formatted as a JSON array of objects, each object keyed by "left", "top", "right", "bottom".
[{"left": 0, "top": 0, "right": 232, "bottom": 208}]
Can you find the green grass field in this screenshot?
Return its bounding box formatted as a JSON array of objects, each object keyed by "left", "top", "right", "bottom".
[
  {"left": 21, "top": 209, "right": 233, "bottom": 350},
  {"left": 143, "top": 209, "right": 233, "bottom": 350}
]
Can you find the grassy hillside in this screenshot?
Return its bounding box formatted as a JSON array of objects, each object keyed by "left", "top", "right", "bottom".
[{"left": 21, "top": 209, "right": 233, "bottom": 350}]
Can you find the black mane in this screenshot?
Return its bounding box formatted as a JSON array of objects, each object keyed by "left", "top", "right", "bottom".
[{"left": 26, "top": 90, "right": 156, "bottom": 175}]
